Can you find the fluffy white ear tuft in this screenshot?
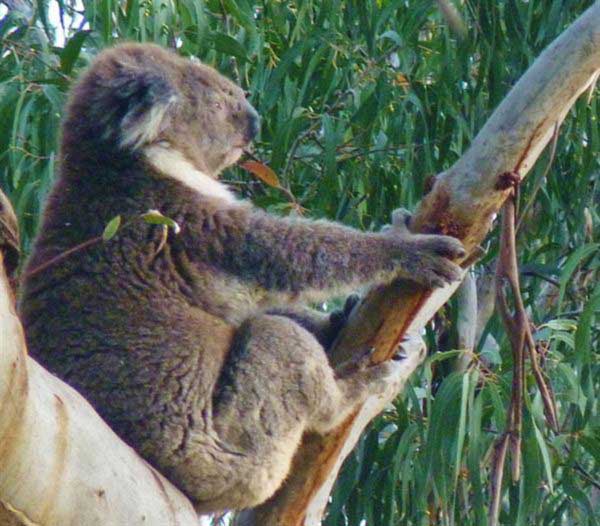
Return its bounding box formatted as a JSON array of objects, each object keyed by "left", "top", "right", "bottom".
[{"left": 120, "top": 95, "right": 177, "bottom": 150}]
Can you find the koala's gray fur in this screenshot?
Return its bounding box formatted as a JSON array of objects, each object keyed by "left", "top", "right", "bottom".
[{"left": 19, "top": 44, "right": 465, "bottom": 513}]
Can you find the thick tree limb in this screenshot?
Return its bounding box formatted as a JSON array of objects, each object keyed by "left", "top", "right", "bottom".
[
  {"left": 0, "top": 251, "right": 198, "bottom": 525},
  {"left": 242, "top": 4, "right": 600, "bottom": 525}
]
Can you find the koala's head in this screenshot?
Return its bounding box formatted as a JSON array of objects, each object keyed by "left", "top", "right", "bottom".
[{"left": 64, "top": 43, "right": 259, "bottom": 177}]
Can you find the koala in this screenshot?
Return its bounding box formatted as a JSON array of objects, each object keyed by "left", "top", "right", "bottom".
[{"left": 18, "top": 44, "right": 465, "bottom": 513}]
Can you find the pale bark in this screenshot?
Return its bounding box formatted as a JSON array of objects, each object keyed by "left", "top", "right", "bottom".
[
  {"left": 0, "top": 254, "right": 198, "bottom": 525},
  {"left": 240, "top": 4, "right": 600, "bottom": 525},
  {"left": 455, "top": 271, "right": 478, "bottom": 372},
  {"left": 475, "top": 267, "right": 496, "bottom": 346}
]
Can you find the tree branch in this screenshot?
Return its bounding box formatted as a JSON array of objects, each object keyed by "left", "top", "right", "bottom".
[{"left": 241, "top": 4, "right": 600, "bottom": 524}]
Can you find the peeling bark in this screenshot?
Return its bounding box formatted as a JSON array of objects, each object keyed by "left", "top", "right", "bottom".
[{"left": 240, "top": 4, "right": 600, "bottom": 525}]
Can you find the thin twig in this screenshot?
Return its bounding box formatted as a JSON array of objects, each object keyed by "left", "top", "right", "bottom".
[
  {"left": 495, "top": 190, "right": 525, "bottom": 483},
  {"left": 24, "top": 235, "right": 103, "bottom": 279},
  {"left": 521, "top": 269, "right": 560, "bottom": 287}
]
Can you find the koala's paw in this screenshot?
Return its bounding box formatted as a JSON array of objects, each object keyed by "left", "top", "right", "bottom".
[
  {"left": 405, "top": 233, "right": 465, "bottom": 287},
  {"left": 381, "top": 208, "right": 465, "bottom": 288},
  {"left": 384, "top": 229, "right": 465, "bottom": 288}
]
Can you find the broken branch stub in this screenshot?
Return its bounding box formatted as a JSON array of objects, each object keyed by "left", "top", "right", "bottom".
[{"left": 242, "top": 4, "right": 600, "bottom": 525}]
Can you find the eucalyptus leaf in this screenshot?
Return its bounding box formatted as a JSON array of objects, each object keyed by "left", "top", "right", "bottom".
[{"left": 102, "top": 215, "right": 121, "bottom": 241}]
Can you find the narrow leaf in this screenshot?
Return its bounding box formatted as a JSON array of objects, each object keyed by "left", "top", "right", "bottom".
[
  {"left": 141, "top": 210, "right": 181, "bottom": 234},
  {"left": 102, "top": 215, "right": 121, "bottom": 241},
  {"left": 60, "top": 30, "right": 92, "bottom": 74},
  {"left": 557, "top": 243, "right": 599, "bottom": 311},
  {"left": 240, "top": 161, "right": 280, "bottom": 188},
  {"left": 532, "top": 421, "right": 554, "bottom": 493}
]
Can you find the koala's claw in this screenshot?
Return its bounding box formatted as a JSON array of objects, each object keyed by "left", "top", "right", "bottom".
[
  {"left": 407, "top": 234, "right": 465, "bottom": 288},
  {"left": 391, "top": 348, "right": 407, "bottom": 361},
  {"left": 420, "top": 257, "right": 463, "bottom": 288},
  {"left": 424, "top": 234, "right": 466, "bottom": 259},
  {"left": 342, "top": 294, "right": 361, "bottom": 315}
]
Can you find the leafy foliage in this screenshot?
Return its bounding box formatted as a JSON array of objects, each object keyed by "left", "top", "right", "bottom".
[{"left": 0, "top": 1, "right": 598, "bottom": 524}]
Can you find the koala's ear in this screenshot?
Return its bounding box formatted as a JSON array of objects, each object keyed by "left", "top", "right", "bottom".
[{"left": 103, "top": 65, "right": 179, "bottom": 150}]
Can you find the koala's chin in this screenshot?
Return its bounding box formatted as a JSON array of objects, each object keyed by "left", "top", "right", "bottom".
[
  {"left": 222, "top": 146, "right": 246, "bottom": 171},
  {"left": 19, "top": 42, "right": 464, "bottom": 513}
]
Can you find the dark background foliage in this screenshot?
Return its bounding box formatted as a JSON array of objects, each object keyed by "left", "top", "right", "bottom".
[{"left": 0, "top": 1, "right": 598, "bottom": 524}]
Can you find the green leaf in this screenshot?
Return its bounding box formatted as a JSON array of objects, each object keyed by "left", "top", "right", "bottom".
[
  {"left": 212, "top": 33, "right": 248, "bottom": 62},
  {"left": 102, "top": 215, "right": 121, "bottom": 241},
  {"left": 557, "top": 243, "right": 599, "bottom": 311},
  {"left": 578, "top": 435, "right": 600, "bottom": 465},
  {"left": 532, "top": 420, "right": 554, "bottom": 493},
  {"left": 573, "top": 282, "right": 600, "bottom": 359},
  {"left": 60, "top": 30, "right": 92, "bottom": 74},
  {"left": 141, "top": 210, "right": 181, "bottom": 233},
  {"left": 453, "top": 371, "right": 471, "bottom": 485},
  {"left": 539, "top": 318, "right": 578, "bottom": 332}
]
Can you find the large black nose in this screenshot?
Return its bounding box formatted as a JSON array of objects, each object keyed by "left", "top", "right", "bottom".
[{"left": 245, "top": 104, "right": 260, "bottom": 141}]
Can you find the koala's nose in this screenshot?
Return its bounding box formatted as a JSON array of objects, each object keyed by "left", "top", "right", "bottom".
[{"left": 245, "top": 103, "right": 260, "bottom": 141}]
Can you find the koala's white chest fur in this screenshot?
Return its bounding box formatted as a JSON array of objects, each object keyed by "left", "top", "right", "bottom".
[{"left": 145, "top": 143, "right": 238, "bottom": 203}]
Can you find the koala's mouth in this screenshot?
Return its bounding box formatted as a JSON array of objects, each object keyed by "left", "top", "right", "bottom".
[{"left": 233, "top": 131, "right": 256, "bottom": 149}]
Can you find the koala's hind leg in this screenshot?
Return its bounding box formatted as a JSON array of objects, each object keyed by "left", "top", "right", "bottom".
[{"left": 198, "top": 313, "right": 397, "bottom": 511}]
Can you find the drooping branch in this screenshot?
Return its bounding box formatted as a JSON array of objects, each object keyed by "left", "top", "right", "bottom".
[{"left": 242, "top": 4, "right": 600, "bottom": 525}]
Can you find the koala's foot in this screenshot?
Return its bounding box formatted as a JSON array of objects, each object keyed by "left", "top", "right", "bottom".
[
  {"left": 337, "top": 348, "right": 408, "bottom": 399},
  {"left": 309, "top": 354, "right": 420, "bottom": 434}
]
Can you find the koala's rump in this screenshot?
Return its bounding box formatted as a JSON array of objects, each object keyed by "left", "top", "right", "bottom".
[{"left": 20, "top": 253, "right": 234, "bottom": 466}]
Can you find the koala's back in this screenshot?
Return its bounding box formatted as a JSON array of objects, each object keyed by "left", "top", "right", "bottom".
[{"left": 19, "top": 170, "right": 236, "bottom": 465}]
